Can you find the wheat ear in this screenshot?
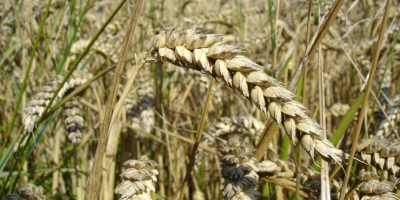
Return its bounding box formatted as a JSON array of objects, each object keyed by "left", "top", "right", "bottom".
[
  {"left": 356, "top": 138, "right": 400, "bottom": 176},
  {"left": 23, "top": 70, "right": 92, "bottom": 133},
  {"left": 62, "top": 96, "right": 84, "bottom": 145},
  {"left": 374, "top": 95, "right": 400, "bottom": 139},
  {"left": 114, "top": 156, "right": 158, "bottom": 200},
  {"left": 219, "top": 135, "right": 261, "bottom": 200},
  {"left": 5, "top": 183, "right": 45, "bottom": 200},
  {"left": 195, "top": 115, "right": 264, "bottom": 172},
  {"left": 128, "top": 68, "right": 155, "bottom": 135},
  {"left": 356, "top": 170, "right": 400, "bottom": 199},
  {"left": 146, "top": 27, "right": 348, "bottom": 164}
]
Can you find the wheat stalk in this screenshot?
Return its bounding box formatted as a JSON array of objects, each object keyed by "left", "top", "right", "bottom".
[
  {"left": 145, "top": 27, "right": 348, "bottom": 164},
  {"left": 258, "top": 158, "right": 359, "bottom": 199},
  {"left": 356, "top": 170, "right": 400, "bottom": 199},
  {"left": 23, "top": 70, "right": 92, "bottom": 133}
]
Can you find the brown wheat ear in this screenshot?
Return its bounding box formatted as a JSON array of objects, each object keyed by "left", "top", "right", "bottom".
[{"left": 145, "top": 27, "right": 348, "bottom": 165}]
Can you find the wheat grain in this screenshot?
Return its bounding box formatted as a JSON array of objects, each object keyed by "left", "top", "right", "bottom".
[
  {"left": 23, "top": 70, "right": 92, "bottom": 133},
  {"left": 146, "top": 27, "right": 348, "bottom": 164}
]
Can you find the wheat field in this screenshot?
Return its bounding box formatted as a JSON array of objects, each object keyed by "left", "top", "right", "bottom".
[{"left": 1, "top": 0, "right": 400, "bottom": 199}]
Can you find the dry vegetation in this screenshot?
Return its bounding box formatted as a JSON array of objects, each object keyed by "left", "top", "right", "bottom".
[{"left": 1, "top": 0, "right": 400, "bottom": 199}]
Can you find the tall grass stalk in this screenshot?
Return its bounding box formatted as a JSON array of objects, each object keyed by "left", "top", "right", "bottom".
[
  {"left": 339, "top": 0, "right": 393, "bottom": 198},
  {"left": 84, "top": 0, "right": 143, "bottom": 199}
]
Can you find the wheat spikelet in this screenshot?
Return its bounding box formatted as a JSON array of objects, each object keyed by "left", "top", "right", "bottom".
[
  {"left": 114, "top": 156, "right": 158, "bottom": 200},
  {"left": 146, "top": 27, "right": 348, "bottom": 164},
  {"left": 219, "top": 136, "right": 261, "bottom": 200},
  {"left": 23, "top": 70, "right": 92, "bottom": 133},
  {"left": 356, "top": 138, "right": 400, "bottom": 176},
  {"left": 5, "top": 183, "right": 46, "bottom": 200},
  {"left": 374, "top": 95, "right": 400, "bottom": 139},
  {"left": 62, "top": 96, "right": 84, "bottom": 145},
  {"left": 356, "top": 170, "right": 400, "bottom": 200}
]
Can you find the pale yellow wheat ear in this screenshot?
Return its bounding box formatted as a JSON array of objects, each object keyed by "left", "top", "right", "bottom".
[
  {"left": 219, "top": 135, "right": 261, "bottom": 200},
  {"left": 145, "top": 27, "right": 348, "bottom": 164},
  {"left": 356, "top": 170, "right": 400, "bottom": 199},
  {"left": 23, "top": 70, "right": 92, "bottom": 133},
  {"left": 5, "top": 183, "right": 46, "bottom": 200},
  {"left": 62, "top": 96, "right": 84, "bottom": 145},
  {"left": 356, "top": 138, "right": 400, "bottom": 176},
  {"left": 114, "top": 156, "right": 158, "bottom": 200}
]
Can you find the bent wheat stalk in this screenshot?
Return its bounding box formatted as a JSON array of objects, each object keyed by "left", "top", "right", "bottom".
[{"left": 145, "top": 27, "right": 348, "bottom": 164}]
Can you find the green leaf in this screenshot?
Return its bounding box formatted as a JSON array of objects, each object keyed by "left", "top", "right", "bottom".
[{"left": 330, "top": 91, "right": 365, "bottom": 146}]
